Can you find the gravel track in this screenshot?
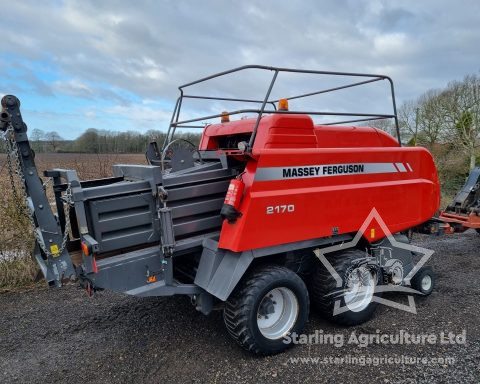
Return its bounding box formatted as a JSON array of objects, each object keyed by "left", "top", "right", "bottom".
[{"left": 1, "top": 231, "right": 479, "bottom": 383}]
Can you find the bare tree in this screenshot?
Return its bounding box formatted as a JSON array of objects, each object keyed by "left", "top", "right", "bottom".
[
  {"left": 441, "top": 74, "right": 480, "bottom": 170},
  {"left": 44, "top": 131, "right": 63, "bottom": 152},
  {"left": 398, "top": 99, "right": 419, "bottom": 143},
  {"left": 416, "top": 89, "right": 448, "bottom": 149},
  {"left": 30, "top": 128, "right": 45, "bottom": 152}
]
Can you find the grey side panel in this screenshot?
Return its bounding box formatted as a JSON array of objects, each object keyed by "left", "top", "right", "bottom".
[
  {"left": 170, "top": 196, "right": 225, "bottom": 219},
  {"left": 195, "top": 234, "right": 354, "bottom": 301},
  {"left": 163, "top": 168, "right": 236, "bottom": 187},
  {"left": 92, "top": 246, "right": 204, "bottom": 296},
  {"left": 174, "top": 231, "right": 220, "bottom": 255},
  {"left": 195, "top": 239, "right": 254, "bottom": 301},
  {"left": 80, "top": 181, "right": 151, "bottom": 200},
  {"left": 165, "top": 169, "right": 234, "bottom": 239},
  {"left": 60, "top": 154, "right": 234, "bottom": 257},
  {"left": 166, "top": 179, "right": 230, "bottom": 202},
  {"left": 194, "top": 238, "right": 226, "bottom": 288},
  {"left": 206, "top": 251, "right": 254, "bottom": 301},
  {"left": 93, "top": 247, "right": 164, "bottom": 292},
  {"left": 87, "top": 192, "right": 160, "bottom": 252},
  {"left": 173, "top": 216, "right": 222, "bottom": 237},
  {"left": 251, "top": 234, "right": 353, "bottom": 258}
]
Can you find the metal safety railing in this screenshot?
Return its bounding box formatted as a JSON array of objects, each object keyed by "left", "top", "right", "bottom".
[{"left": 163, "top": 65, "right": 400, "bottom": 151}]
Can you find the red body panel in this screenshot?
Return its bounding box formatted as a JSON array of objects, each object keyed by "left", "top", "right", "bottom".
[{"left": 200, "top": 114, "right": 440, "bottom": 252}]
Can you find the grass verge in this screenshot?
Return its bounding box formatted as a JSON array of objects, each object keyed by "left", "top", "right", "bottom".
[{"left": 0, "top": 253, "right": 40, "bottom": 292}]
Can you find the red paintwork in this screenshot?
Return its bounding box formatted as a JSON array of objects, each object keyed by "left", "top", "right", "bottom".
[{"left": 200, "top": 114, "right": 440, "bottom": 252}]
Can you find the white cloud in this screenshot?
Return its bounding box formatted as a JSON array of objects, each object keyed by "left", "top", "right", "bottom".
[
  {"left": 53, "top": 79, "right": 94, "bottom": 98},
  {"left": 0, "top": 0, "right": 478, "bottom": 135},
  {"left": 374, "top": 33, "right": 411, "bottom": 55},
  {"left": 101, "top": 104, "right": 172, "bottom": 131}
]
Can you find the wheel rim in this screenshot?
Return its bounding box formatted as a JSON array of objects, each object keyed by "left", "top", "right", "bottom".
[
  {"left": 421, "top": 275, "right": 432, "bottom": 292},
  {"left": 344, "top": 266, "right": 376, "bottom": 312},
  {"left": 257, "top": 287, "right": 299, "bottom": 340}
]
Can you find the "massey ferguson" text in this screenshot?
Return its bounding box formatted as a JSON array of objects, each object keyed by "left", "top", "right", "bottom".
[{"left": 282, "top": 164, "right": 365, "bottom": 178}]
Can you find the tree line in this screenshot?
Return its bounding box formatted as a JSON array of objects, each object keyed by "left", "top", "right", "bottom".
[
  {"left": 398, "top": 73, "right": 480, "bottom": 171},
  {"left": 2, "top": 72, "right": 478, "bottom": 195},
  {"left": 367, "top": 73, "right": 480, "bottom": 194},
  {"left": 26, "top": 128, "right": 202, "bottom": 154}
]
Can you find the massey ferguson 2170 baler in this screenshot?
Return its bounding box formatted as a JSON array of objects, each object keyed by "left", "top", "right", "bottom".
[{"left": 1, "top": 66, "right": 439, "bottom": 355}]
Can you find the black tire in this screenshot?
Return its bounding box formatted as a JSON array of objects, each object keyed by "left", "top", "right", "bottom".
[
  {"left": 223, "top": 265, "right": 309, "bottom": 355},
  {"left": 410, "top": 266, "right": 435, "bottom": 295},
  {"left": 310, "top": 249, "right": 381, "bottom": 326},
  {"left": 476, "top": 229, "right": 480, "bottom": 235}
]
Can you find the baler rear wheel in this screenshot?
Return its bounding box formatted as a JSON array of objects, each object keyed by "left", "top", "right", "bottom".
[
  {"left": 223, "top": 265, "right": 309, "bottom": 355},
  {"left": 310, "top": 249, "right": 381, "bottom": 326}
]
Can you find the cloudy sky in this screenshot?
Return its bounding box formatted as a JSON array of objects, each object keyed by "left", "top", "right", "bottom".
[{"left": 0, "top": 0, "right": 479, "bottom": 139}]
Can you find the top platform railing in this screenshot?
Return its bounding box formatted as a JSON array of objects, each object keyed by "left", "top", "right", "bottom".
[{"left": 163, "top": 65, "right": 400, "bottom": 151}]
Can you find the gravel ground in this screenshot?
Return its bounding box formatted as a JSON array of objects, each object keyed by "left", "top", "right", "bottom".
[{"left": 1, "top": 231, "right": 479, "bottom": 384}]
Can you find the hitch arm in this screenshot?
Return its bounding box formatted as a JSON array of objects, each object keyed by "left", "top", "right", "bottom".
[{"left": 1, "top": 95, "right": 76, "bottom": 286}]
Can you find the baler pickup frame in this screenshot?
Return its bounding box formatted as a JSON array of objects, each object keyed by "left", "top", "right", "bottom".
[{"left": 164, "top": 65, "right": 401, "bottom": 151}]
